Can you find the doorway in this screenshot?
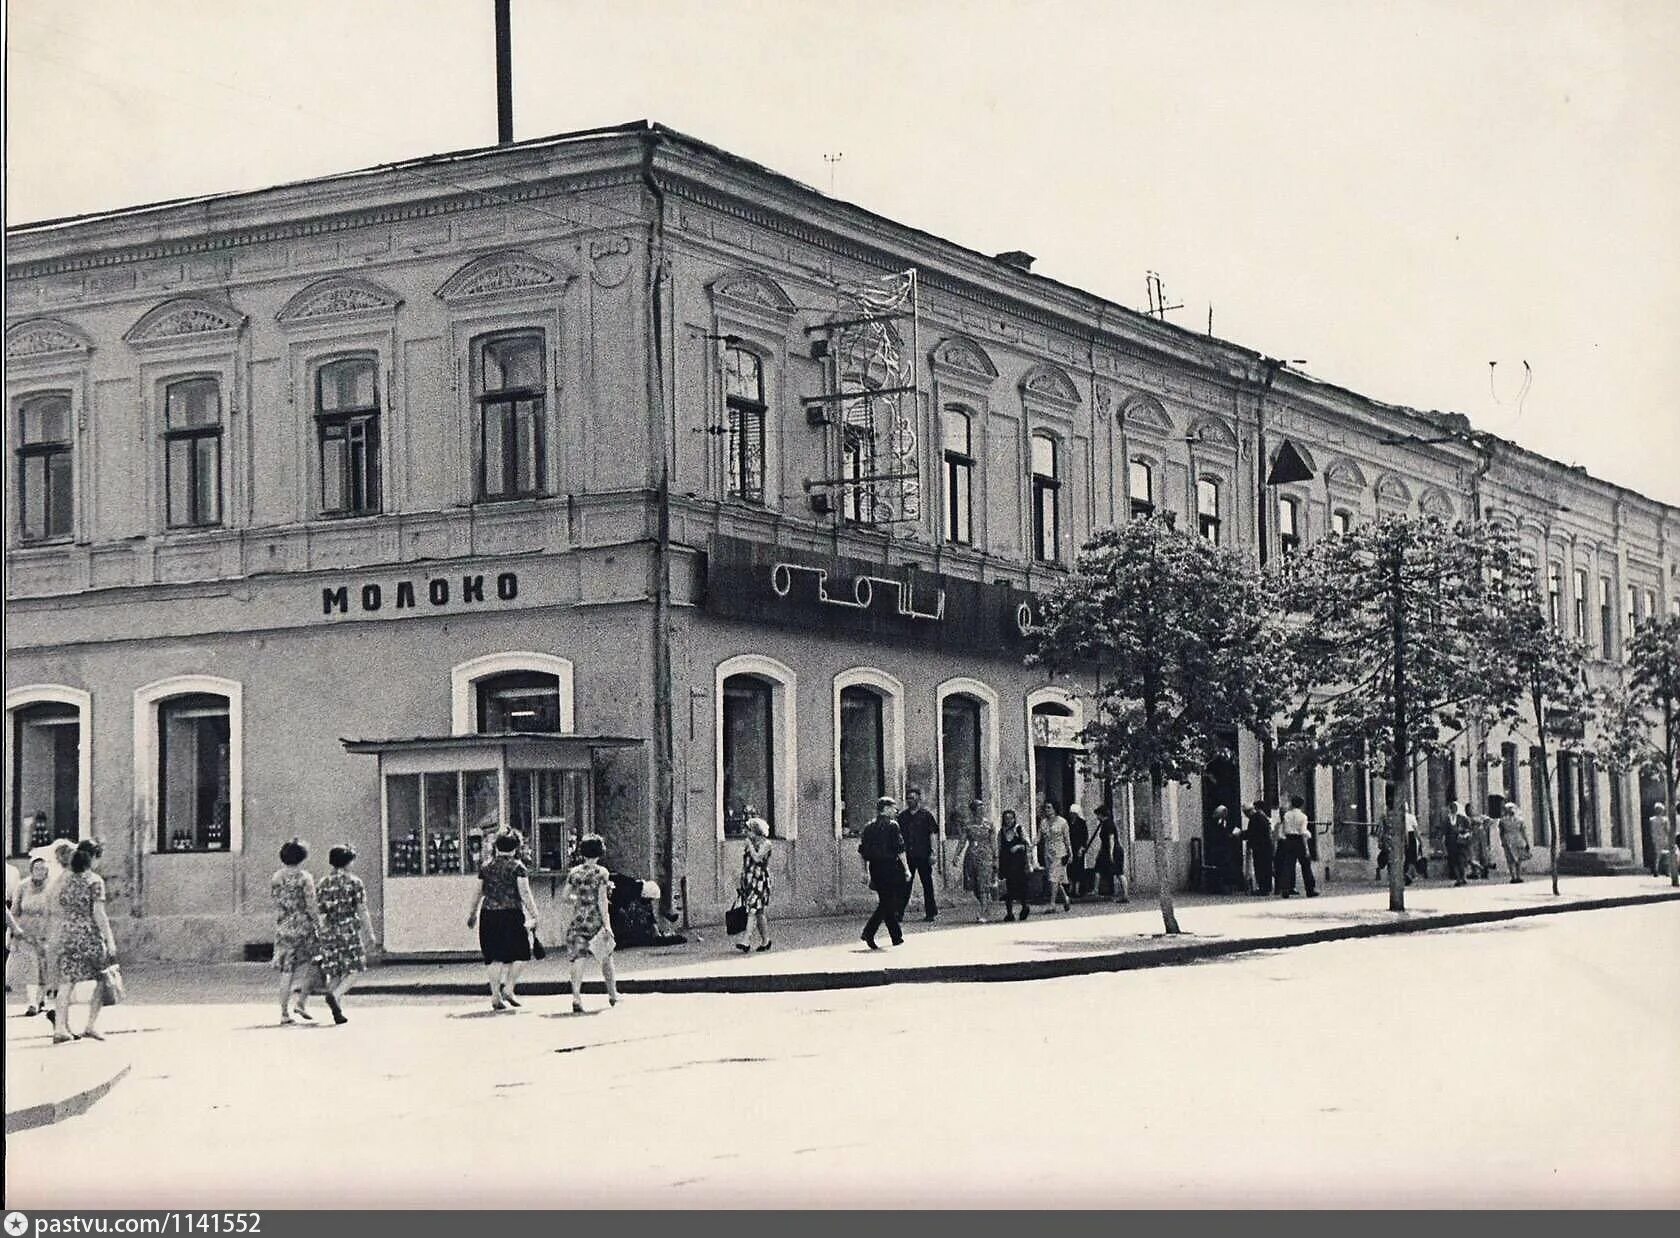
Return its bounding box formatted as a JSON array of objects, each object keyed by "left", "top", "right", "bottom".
[{"left": 1200, "top": 731, "right": 1243, "bottom": 892}]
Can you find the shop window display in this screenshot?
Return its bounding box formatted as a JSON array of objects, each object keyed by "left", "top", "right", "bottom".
[{"left": 156, "top": 693, "right": 231, "bottom": 852}]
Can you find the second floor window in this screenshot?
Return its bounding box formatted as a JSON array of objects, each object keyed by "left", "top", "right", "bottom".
[
  {"left": 1129, "top": 459, "right": 1154, "bottom": 519},
  {"left": 316, "top": 358, "right": 381, "bottom": 516},
  {"left": 724, "top": 346, "right": 765, "bottom": 503},
  {"left": 1278, "top": 495, "right": 1302, "bottom": 558},
  {"left": 1197, "top": 477, "right": 1221, "bottom": 543},
  {"left": 1547, "top": 562, "right": 1563, "bottom": 627},
  {"left": 1627, "top": 584, "right": 1642, "bottom": 640},
  {"left": 164, "top": 377, "right": 222, "bottom": 528},
  {"left": 942, "top": 407, "right": 973, "bottom": 545},
  {"left": 16, "top": 393, "right": 73, "bottom": 542},
  {"left": 1599, "top": 577, "right": 1614, "bottom": 656},
  {"left": 1573, "top": 567, "right": 1589, "bottom": 641},
  {"left": 1031, "top": 433, "right": 1060, "bottom": 564},
  {"left": 475, "top": 333, "right": 546, "bottom": 502}
]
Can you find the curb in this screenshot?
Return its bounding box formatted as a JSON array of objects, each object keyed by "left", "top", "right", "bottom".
[
  {"left": 5, "top": 1063, "right": 131, "bottom": 1134},
  {"left": 351, "top": 889, "right": 1680, "bottom": 997}
]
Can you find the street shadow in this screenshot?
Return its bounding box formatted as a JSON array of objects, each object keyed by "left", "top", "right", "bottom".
[
  {"left": 232, "top": 1021, "right": 326, "bottom": 1031},
  {"left": 447, "top": 1008, "right": 515, "bottom": 1020}
]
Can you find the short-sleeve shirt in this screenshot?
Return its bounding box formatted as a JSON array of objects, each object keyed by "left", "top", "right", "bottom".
[{"left": 478, "top": 856, "right": 527, "bottom": 912}]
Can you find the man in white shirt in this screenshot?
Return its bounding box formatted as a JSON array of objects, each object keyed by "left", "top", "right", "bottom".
[{"left": 1276, "top": 795, "right": 1318, "bottom": 898}]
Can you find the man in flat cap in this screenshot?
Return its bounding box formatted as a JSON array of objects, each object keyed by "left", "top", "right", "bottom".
[{"left": 859, "top": 795, "right": 909, "bottom": 949}]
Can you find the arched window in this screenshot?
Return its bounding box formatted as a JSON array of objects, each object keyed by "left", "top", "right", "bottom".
[
  {"left": 7, "top": 690, "right": 87, "bottom": 856},
  {"left": 1129, "top": 459, "right": 1154, "bottom": 519},
  {"left": 476, "top": 670, "right": 563, "bottom": 733},
  {"left": 133, "top": 675, "right": 243, "bottom": 856},
  {"left": 1197, "top": 477, "right": 1221, "bottom": 543},
  {"left": 724, "top": 346, "right": 766, "bottom": 503},
  {"left": 936, "top": 679, "right": 1000, "bottom": 841},
  {"left": 838, "top": 685, "right": 886, "bottom": 836},
  {"left": 723, "top": 674, "right": 777, "bottom": 838},
  {"left": 942, "top": 407, "right": 974, "bottom": 545},
  {"left": 1278, "top": 495, "right": 1302, "bottom": 558},
  {"left": 1031, "top": 432, "right": 1061, "bottom": 563},
  {"left": 473, "top": 331, "right": 547, "bottom": 501},
  {"left": 15, "top": 392, "right": 74, "bottom": 542},
  {"left": 164, "top": 377, "right": 223, "bottom": 528},
  {"left": 316, "top": 356, "right": 381, "bottom": 516}
]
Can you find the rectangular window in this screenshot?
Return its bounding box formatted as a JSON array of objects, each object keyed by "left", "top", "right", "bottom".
[
  {"left": 843, "top": 425, "right": 877, "bottom": 525},
  {"left": 942, "top": 408, "right": 973, "bottom": 545},
  {"left": 1529, "top": 748, "right": 1549, "bottom": 844},
  {"left": 1278, "top": 496, "right": 1301, "bottom": 559},
  {"left": 1501, "top": 743, "right": 1520, "bottom": 807},
  {"left": 1197, "top": 478, "right": 1221, "bottom": 543},
  {"left": 724, "top": 346, "right": 766, "bottom": 503},
  {"left": 475, "top": 333, "right": 547, "bottom": 501},
  {"left": 1573, "top": 567, "right": 1589, "bottom": 641},
  {"left": 1129, "top": 460, "right": 1154, "bottom": 519},
  {"left": 1627, "top": 584, "right": 1641, "bottom": 642},
  {"left": 16, "top": 393, "right": 74, "bottom": 542},
  {"left": 1031, "top": 434, "right": 1061, "bottom": 563},
  {"left": 1646, "top": 590, "right": 1659, "bottom": 627},
  {"left": 1332, "top": 510, "right": 1354, "bottom": 537},
  {"left": 722, "top": 675, "right": 775, "bottom": 838},
  {"left": 156, "top": 694, "right": 231, "bottom": 852},
  {"left": 507, "top": 768, "right": 588, "bottom": 872},
  {"left": 1547, "top": 563, "right": 1563, "bottom": 628},
  {"left": 316, "top": 357, "right": 381, "bottom": 516},
  {"left": 10, "top": 702, "right": 80, "bottom": 856},
  {"left": 1599, "top": 576, "right": 1614, "bottom": 657},
  {"left": 163, "top": 378, "right": 222, "bottom": 528}
]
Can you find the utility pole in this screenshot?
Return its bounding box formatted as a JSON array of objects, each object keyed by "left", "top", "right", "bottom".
[{"left": 495, "top": 0, "right": 513, "bottom": 145}]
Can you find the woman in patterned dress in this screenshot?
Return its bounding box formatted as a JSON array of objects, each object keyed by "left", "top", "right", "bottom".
[
  {"left": 51, "top": 840, "right": 117, "bottom": 1044},
  {"left": 467, "top": 831, "right": 539, "bottom": 1011},
  {"left": 561, "top": 835, "right": 620, "bottom": 1014},
  {"left": 953, "top": 798, "right": 998, "bottom": 922},
  {"left": 316, "top": 845, "right": 375, "bottom": 1025},
  {"left": 271, "top": 839, "right": 325, "bottom": 1025},
  {"left": 10, "top": 857, "right": 55, "bottom": 1014},
  {"left": 736, "top": 814, "right": 774, "bottom": 952},
  {"left": 1038, "top": 801, "right": 1073, "bottom": 911}
]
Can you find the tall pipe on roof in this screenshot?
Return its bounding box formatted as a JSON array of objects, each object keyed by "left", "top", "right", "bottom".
[{"left": 495, "top": 0, "right": 513, "bottom": 145}]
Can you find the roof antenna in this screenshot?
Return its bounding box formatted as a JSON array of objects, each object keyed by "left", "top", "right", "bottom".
[{"left": 495, "top": 0, "right": 514, "bottom": 145}]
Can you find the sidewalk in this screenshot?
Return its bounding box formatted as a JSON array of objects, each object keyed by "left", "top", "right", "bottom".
[{"left": 42, "top": 872, "right": 1680, "bottom": 1003}]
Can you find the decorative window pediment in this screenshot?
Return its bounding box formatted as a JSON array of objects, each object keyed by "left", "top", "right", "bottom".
[
  {"left": 1419, "top": 486, "right": 1455, "bottom": 520},
  {"left": 1019, "top": 362, "right": 1081, "bottom": 407},
  {"left": 277, "top": 276, "right": 402, "bottom": 326},
  {"left": 5, "top": 318, "right": 93, "bottom": 364},
  {"left": 1374, "top": 472, "right": 1413, "bottom": 505},
  {"left": 930, "top": 334, "right": 998, "bottom": 381},
  {"left": 124, "top": 298, "right": 246, "bottom": 350},
  {"left": 1324, "top": 457, "right": 1368, "bottom": 490},
  {"left": 1188, "top": 415, "right": 1237, "bottom": 449},
  {"left": 1119, "top": 393, "right": 1174, "bottom": 437},
  {"left": 708, "top": 269, "right": 796, "bottom": 318},
  {"left": 436, "top": 250, "right": 572, "bottom": 305}
]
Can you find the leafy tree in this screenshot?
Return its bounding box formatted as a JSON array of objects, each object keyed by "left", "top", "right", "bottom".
[
  {"left": 1030, "top": 517, "right": 1290, "bottom": 935},
  {"left": 1597, "top": 614, "right": 1680, "bottom": 885},
  {"left": 1280, "top": 516, "right": 1520, "bottom": 911}
]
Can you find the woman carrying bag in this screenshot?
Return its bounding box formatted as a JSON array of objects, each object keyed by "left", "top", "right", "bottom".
[
  {"left": 561, "top": 835, "right": 621, "bottom": 1014},
  {"left": 734, "top": 814, "right": 774, "bottom": 952}
]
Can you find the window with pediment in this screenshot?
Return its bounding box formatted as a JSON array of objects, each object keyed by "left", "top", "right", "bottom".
[
  {"left": 724, "top": 345, "right": 766, "bottom": 504},
  {"left": 163, "top": 377, "right": 223, "bottom": 528},
  {"left": 315, "top": 357, "right": 382, "bottom": 517},
  {"left": 15, "top": 392, "right": 74, "bottom": 542},
  {"left": 942, "top": 407, "right": 974, "bottom": 545},
  {"left": 472, "top": 332, "right": 547, "bottom": 502},
  {"left": 1032, "top": 433, "right": 1062, "bottom": 564}
]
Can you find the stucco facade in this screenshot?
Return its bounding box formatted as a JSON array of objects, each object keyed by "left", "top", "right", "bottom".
[{"left": 7, "top": 122, "right": 1676, "bottom": 957}]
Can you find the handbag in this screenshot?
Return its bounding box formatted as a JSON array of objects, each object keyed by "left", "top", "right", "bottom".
[
  {"left": 588, "top": 926, "right": 616, "bottom": 963},
  {"left": 98, "top": 963, "right": 125, "bottom": 1006},
  {"left": 530, "top": 931, "right": 547, "bottom": 960},
  {"left": 725, "top": 898, "right": 749, "bottom": 936}
]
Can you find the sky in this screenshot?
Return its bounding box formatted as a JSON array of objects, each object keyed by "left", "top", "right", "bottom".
[{"left": 6, "top": 0, "right": 1678, "bottom": 505}]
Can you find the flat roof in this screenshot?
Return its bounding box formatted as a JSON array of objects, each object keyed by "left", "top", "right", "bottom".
[{"left": 341, "top": 733, "right": 644, "bottom": 755}]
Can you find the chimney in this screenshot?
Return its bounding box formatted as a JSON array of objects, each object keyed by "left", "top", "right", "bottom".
[
  {"left": 495, "top": 0, "right": 513, "bottom": 145},
  {"left": 994, "top": 250, "right": 1036, "bottom": 272}
]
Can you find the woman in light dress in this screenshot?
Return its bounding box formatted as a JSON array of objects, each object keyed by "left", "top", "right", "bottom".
[
  {"left": 271, "top": 838, "right": 326, "bottom": 1025},
  {"left": 52, "top": 840, "right": 117, "bottom": 1043},
  {"left": 562, "top": 835, "right": 621, "bottom": 1014},
  {"left": 954, "top": 798, "right": 998, "bottom": 922},
  {"left": 736, "top": 814, "right": 774, "bottom": 952},
  {"left": 9, "top": 856, "right": 55, "bottom": 1015},
  {"left": 1038, "top": 801, "right": 1073, "bottom": 912}
]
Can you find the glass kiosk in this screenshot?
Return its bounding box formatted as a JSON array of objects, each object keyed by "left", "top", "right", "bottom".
[{"left": 342, "top": 733, "right": 642, "bottom": 954}]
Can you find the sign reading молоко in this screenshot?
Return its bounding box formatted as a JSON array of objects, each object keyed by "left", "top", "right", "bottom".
[{"left": 320, "top": 571, "right": 519, "bottom": 617}]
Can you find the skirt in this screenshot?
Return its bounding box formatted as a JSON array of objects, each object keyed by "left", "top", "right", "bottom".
[{"left": 478, "top": 908, "right": 532, "bottom": 965}]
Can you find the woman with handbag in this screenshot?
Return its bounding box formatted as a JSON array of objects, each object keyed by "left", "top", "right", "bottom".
[
  {"left": 735, "top": 814, "right": 774, "bottom": 952},
  {"left": 467, "top": 831, "right": 539, "bottom": 1011},
  {"left": 561, "top": 835, "right": 621, "bottom": 1013},
  {"left": 51, "top": 839, "right": 117, "bottom": 1044}
]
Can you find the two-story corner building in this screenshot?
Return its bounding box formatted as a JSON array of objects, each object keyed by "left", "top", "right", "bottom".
[{"left": 7, "top": 121, "right": 1677, "bottom": 959}]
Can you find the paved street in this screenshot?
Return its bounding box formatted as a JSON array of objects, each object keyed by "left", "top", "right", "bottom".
[{"left": 6, "top": 903, "right": 1677, "bottom": 1209}]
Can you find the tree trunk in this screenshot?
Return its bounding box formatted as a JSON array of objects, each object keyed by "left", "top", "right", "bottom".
[
  {"left": 1150, "top": 767, "right": 1180, "bottom": 935},
  {"left": 1534, "top": 688, "right": 1560, "bottom": 897},
  {"left": 1388, "top": 546, "right": 1408, "bottom": 913}
]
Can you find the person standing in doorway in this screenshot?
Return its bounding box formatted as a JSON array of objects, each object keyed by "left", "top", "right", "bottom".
[
  {"left": 1038, "top": 801, "right": 1072, "bottom": 912},
  {"left": 1244, "top": 800, "right": 1276, "bottom": 897},
  {"left": 897, "top": 787, "right": 940, "bottom": 923},
  {"left": 954, "top": 798, "right": 998, "bottom": 923},
  {"left": 1498, "top": 802, "right": 1529, "bottom": 883},
  {"left": 998, "top": 810, "right": 1032, "bottom": 921},
  {"left": 859, "top": 796, "right": 909, "bottom": 949},
  {"left": 1276, "top": 796, "right": 1318, "bottom": 898}
]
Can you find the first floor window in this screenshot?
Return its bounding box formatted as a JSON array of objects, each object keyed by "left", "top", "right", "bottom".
[
  {"left": 1129, "top": 459, "right": 1154, "bottom": 519},
  {"left": 1031, "top": 433, "right": 1061, "bottom": 563},
  {"left": 940, "top": 694, "right": 984, "bottom": 830},
  {"left": 839, "top": 685, "right": 886, "bottom": 836},
  {"left": 722, "top": 675, "right": 775, "bottom": 838},
  {"left": 1332, "top": 510, "right": 1354, "bottom": 537},
  {"left": 474, "top": 332, "right": 547, "bottom": 501},
  {"left": 10, "top": 702, "right": 80, "bottom": 855},
  {"left": 1197, "top": 478, "right": 1221, "bottom": 543},
  {"left": 164, "top": 377, "right": 222, "bottom": 528},
  {"left": 316, "top": 357, "right": 381, "bottom": 516},
  {"left": 157, "top": 694, "right": 231, "bottom": 852},
  {"left": 16, "top": 392, "right": 74, "bottom": 542},
  {"left": 1278, "top": 495, "right": 1302, "bottom": 558},
  {"left": 942, "top": 407, "right": 973, "bottom": 545}
]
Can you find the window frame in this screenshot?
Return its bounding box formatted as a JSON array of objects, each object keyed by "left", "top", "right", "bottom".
[
  {"left": 1599, "top": 576, "right": 1614, "bottom": 657},
  {"left": 155, "top": 692, "right": 235, "bottom": 853},
  {"left": 1030, "top": 431, "right": 1062, "bottom": 564},
  {"left": 313, "top": 355, "right": 383, "bottom": 518},
  {"left": 715, "top": 655, "right": 799, "bottom": 843},
  {"left": 1572, "top": 566, "right": 1590, "bottom": 642},
  {"left": 162, "top": 375, "right": 224, "bottom": 530},
  {"left": 472, "top": 330, "right": 550, "bottom": 503},
  {"left": 941, "top": 406, "right": 975, "bottom": 546},
  {"left": 14, "top": 391, "right": 76, "bottom": 544},
  {"left": 1197, "top": 477, "right": 1222, "bottom": 544},
  {"left": 5, "top": 685, "right": 92, "bottom": 858},
  {"left": 1331, "top": 509, "right": 1355, "bottom": 537},
  {"left": 1129, "top": 458, "right": 1155, "bottom": 520},
  {"left": 134, "top": 675, "right": 244, "bottom": 856},
  {"left": 1547, "top": 562, "right": 1563, "bottom": 628},
  {"left": 723, "top": 344, "right": 768, "bottom": 505},
  {"left": 1278, "top": 493, "right": 1302, "bottom": 558}
]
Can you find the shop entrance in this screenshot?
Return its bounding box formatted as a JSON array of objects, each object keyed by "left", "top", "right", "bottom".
[
  {"left": 1031, "top": 702, "right": 1079, "bottom": 817},
  {"left": 1200, "top": 731, "right": 1243, "bottom": 892},
  {"left": 9, "top": 701, "right": 80, "bottom": 854}
]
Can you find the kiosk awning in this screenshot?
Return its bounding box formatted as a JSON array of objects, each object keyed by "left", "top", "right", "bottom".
[{"left": 341, "top": 733, "right": 644, "bottom": 756}]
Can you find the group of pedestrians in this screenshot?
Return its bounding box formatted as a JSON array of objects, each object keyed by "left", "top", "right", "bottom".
[
  {"left": 4, "top": 837, "right": 120, "bottom": 1043},
  {"left": 1214, "top": 798, "right": 1319, "bottom": 897},
  {"left": 268, "top": 839, "right": 375, "bottom": 1025}
]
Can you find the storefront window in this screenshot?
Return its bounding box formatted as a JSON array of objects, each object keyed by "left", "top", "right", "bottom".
[
  {"left": 722, "top": 674, "right": 775, "bottom": 838},
  {"left": 477, "top": 671, "right": 562, "bottom": 733},
  {"left": 388, "top": 774, "right": 423, "bottom": 875},
  {"left": 424, "top": 772, "right": 463, "bottom": 875},
  {"left": 10, "top": 702, "right": 79, "bottom": 855},
  {"left": 509, "top": 768, "right": 588, "bottom": 871},
  {"left": 940, "top": 695, "right": 983, "bottom": 830},
  {"left": 839, "top": 685, "right": 885, "bottom": 836},
  {"left": 157, "top": 694, "right": 231, "bottom": 852}
]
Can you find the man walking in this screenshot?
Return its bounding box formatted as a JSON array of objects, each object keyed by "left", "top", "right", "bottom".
[
  {"left": 897, "top": 787, "right": 940, "bottom": 922},
  {"left": 859, "top": 796, "right": 909, "bottom": 949},
  {"left": 1445, "top": 799, "right": 1473, "bottom": 886},
  {"left": 1243, "top": 799, "right": 1275, "bottom": 896},
  {"left": 1498, "top": 801, "right": 1529, "bottom": 882},
  {"left": 1276, "top": 795, "right": 1318, "bottom": 897}
]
